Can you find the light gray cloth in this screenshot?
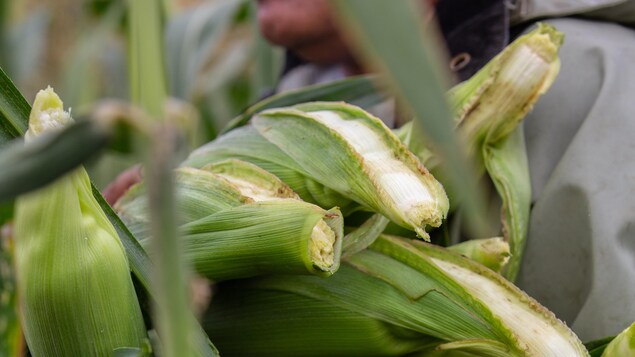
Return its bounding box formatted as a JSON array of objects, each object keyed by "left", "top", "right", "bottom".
[{"left": 516, "top": 17, "right": 635, "bottom": 341}]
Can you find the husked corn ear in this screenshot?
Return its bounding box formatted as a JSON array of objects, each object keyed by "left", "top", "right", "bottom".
[
  {"left": 116, "top": 160, "right": 344, "bottom": 280},
  {"left": 14, "top": 87, "right": 147, "bottom": 357},
  {"left": 602, "top": 322, "right": 635, "bottom": 357},
  {"left": 448, "top": 237, "right": 510, "bottom": 273},
  {"left": 205, "top": 234, "right": 588, "bottom": 356}
]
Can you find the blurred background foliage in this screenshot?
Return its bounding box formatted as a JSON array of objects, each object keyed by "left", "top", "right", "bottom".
[{"left": 0, "top": 0, "right": 283, "bottom": 188}]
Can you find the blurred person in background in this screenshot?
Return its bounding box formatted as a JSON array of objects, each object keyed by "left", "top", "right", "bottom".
[{"left": 106, "top": 0, "right": 635, "bottom": 341}]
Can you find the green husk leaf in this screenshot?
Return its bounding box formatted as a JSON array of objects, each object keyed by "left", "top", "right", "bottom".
[
  {"left": 201, "top": 159, "right": 300, "bottom": 201},
  {"left": 342, "top": 213, "right": 389, "bottom": 257},
  {"left": 184, "top": 124, "right": 356, "bottom": 211},
  {"left": 448, "top": 237, "right": 510, "bottom": 273},
  {"left": 214, "top": 234, "right": 588, "bottom": 356},
  {"left": 181, "top": 200, "right": 343, "bottom": 280},
  {"left": 601, "top": 322, "right": 635, "bottom": 357},
  {"left": 115, "top": 166, "right": 250, "bottom": 240},
  {"left": 117, "top": 165, "right": 344, "bottom": 280},
  {"left": 414, "top": 339, "right": 512, "bottom": 357},
  {"left": 205, "top": 287, "right": 441, "bottom": 357},
  {"left": 483, "top": 126, "right": 530, "bottom": 280}
]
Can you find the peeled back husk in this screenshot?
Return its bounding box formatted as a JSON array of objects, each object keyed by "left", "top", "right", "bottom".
[
  {"left": 14, "top": 87, "right": 147, "bottom": 356},
  {"left": 256, "top": 102, "right": 449, "bottom": 239},
  {"left": 183, "top": 125, "right": 357, "bottom": 212},
  {"left": 204, "top": 234, "right": 588, "bottom": 357},
  {"left": 398, "top": 23, "right": 563, "bottom": 280}
]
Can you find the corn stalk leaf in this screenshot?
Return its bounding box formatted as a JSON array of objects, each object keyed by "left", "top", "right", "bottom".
[
  {"left": 248, "top": 1, "right": 283, "bottom": 103},
  {"left": 146, "top": 126, "right": 202, "bottom": 357},
  {"left": 0, "top": 120, "right": 109, "bottom": 202},
  {"left": 128, "top": 0, "right": 167, "bottom": 118},
  {"left": 166, "top": 0, "right": 245, "bottom": 99},
  {"left": 0, "top": 67, "right": 29, "bottom": 146},
  {"left": 222, "top": 75, "right": 385, "bottom": 133},
  {"left": 129, "top": 0, "right": 215, "bottom": 355}
]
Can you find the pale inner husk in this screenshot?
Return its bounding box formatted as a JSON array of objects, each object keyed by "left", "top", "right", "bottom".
[
  {"left": 431, "top": 258, "right": 585, "bottom": 356},
  {"left": 309, "top": 110, "right": 437, "bottom": 228},
  {"left": 459, "top": 44, "right": 552, "bottom": 142},
  {"left": 216, "top": 174, "right": 281, "bottom": 201}
]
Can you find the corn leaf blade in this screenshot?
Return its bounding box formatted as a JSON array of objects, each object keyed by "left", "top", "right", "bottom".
[
  {"left": 222, "top": 75, "right": 385, "bottom": 133},
  {"left": 0, "top": 67, "right": 29, "bottom": 146}
]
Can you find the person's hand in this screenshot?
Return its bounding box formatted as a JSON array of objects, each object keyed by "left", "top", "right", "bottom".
[
  {"left": 256, "top": 0, "right": 353, "bottom": 66},
  {"left": 255, "top": 0, "right": 437, "bottom": 74},
  {"left": 102, "top": 165, "right": 143, "bottom": 206}
]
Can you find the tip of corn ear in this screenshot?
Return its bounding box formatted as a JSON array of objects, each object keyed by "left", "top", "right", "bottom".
[
  {"left": 310, "top": 219, "right": 337, "bottom": 271},
  {"left": 26, "top": 86, "right": 73, "bottom": 140}
]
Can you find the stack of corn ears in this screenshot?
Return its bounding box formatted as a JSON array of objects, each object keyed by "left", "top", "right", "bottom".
[
  {"left": 118, "top": 94, "right": 454, "bottom": 280},
  {"left": 188, "top": 23, "right": 583, "bottom": 356},
  {"left": 184, "top": 102, "right": 450, "bottom": 240},
  {"left": 13, "top": 88, "right": 147, "bottom": 356}
]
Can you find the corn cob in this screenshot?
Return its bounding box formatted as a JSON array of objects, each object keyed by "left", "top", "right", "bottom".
[
  {"left": 116, "top": 159, "right": 343, "bottom": 280},
  {"left": 204, "top": 234, "right": 588, "bottom": 356},
  {"left": 185, "top": 102, "right": 449, "bottom": 240},
  {"left": 14, "top": 87, "right": 147, "bottom": 356}
]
